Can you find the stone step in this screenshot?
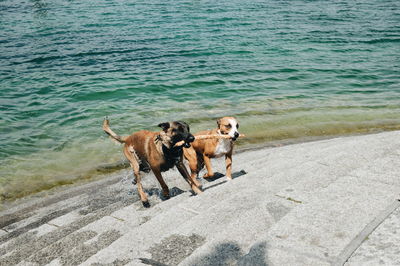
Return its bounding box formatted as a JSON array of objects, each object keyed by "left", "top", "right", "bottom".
[
  {"left": 0, "top": 159, "right": 230, "bottom": 265},
  {"left": 79, "top": 161, "right": 300, "bottom": 266},
  {"left": 78, "top": 162, "right": 287, "bottom": 265},
  {"left": 8, "top": 165, "right": 228, "bottom": 266},
  {"left": 20, "top": 193, "right": 191, "bottom": 266},
  {"left": 0, "top": 174, "right": 137, "bottom": 264},
  {"left": 1, "top": 201, "right": 128, "bottom": 266}
]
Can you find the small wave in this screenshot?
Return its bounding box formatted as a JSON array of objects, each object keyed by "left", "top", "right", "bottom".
[
  {"left": 360, "top": 38, "right": 400, "bottom": 44},
  {"left": 24, "top": 48, "right": 152, "bottom": 64}
]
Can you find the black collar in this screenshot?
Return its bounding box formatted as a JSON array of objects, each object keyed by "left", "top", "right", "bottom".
[{"left": 162, "top": 143, "right": 183, "bottom": 164}]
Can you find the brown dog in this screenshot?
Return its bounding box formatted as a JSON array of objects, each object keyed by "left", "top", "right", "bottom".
[
  {"left": 184, "top": 117, "right": 240, "bottom": 181},
  {"left": 103, "top": 118, "right": 202, "bottom": 207}
]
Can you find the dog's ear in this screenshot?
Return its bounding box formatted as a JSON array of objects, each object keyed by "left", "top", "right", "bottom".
[
  {"left": 158, "top": 122, "right": 170, "bottom": 132},
  {"left": 217, "top": 119, "right": 221, "bottom": 127},
  {"left": 177, "top": 121, "right": 190, "bottom": 131}
]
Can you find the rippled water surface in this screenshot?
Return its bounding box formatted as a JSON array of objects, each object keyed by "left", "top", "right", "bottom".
[{"left": 1, "top": 0, "right": 399, "bottom": 202}]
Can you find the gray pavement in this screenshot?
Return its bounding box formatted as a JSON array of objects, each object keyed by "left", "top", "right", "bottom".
[{"left": 0, "top": 131, "right": 399, "bottom": 265}]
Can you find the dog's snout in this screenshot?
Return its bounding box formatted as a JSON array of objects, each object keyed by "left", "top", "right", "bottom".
[
  {"left": 234, "top": 132, "right": 239, "bottom": 138},
  {"left": 187, "top": 134, "right": 195, "bottom": 143}
]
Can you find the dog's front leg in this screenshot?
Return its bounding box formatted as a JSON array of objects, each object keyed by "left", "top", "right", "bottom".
[
  {"left": 225, "top": 151, "right": 233, "bottom": 180},
  {"left": 202, "top": 154, "right": 214, "bottom": 179},
  {"left": 123, "top": 146, "right": 149, "bottom": 207},
  {"left": 176, "top": 161, "right": 202, "bottom": 195},
  {"left": 151, "top": 167, "right": 170, "bottom": 199}
]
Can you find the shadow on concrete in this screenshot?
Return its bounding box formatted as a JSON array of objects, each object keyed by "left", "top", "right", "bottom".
[
  {"left": 207, "top": 241, "right": 268, "bottom": 266},
  {"left": 140, "top": 240, "right": 269, "bottom": 266},
  {"left": 145, "top": 187, "right": 185, "bottom": 201},
  {"left": 139, "top": 258, "right": 168, "bottom": 266},
  {"left": 202, "top": 180, "right": 227, "bottom": 192},
  {"left": 201, "top": 170, "right": 247, "bottom": 182},
  {"left": 232, "top": 169, "right": 248, "bottom": 179},
  {"left": 201, "top": 170, "right": 247, "bottom": 192},
  {"left": 238, "top": 241, "right": 269, "bottom": 266},
  {"left": 187, "top": 241, "right": 268, "bottom": 266},
  {"left": 202, "top": 172, "right": 225, "bottom": 182}
]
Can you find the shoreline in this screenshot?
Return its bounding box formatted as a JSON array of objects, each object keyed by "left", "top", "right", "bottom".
[{"left": 1, "top": 128, "right": 399, "bottom": 210}]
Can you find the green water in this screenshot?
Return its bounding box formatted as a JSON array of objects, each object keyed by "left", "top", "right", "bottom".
[{"left": 1, "top": 0, "right": 399, "bottom": 202}]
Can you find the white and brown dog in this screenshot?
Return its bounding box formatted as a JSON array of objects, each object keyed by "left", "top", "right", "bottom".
[{"left": 183, "top": 117, "right": 240, "bottom": 181}]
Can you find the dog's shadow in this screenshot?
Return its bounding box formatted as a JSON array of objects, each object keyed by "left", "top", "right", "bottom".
[
  {"left": 200, "top": 169, "right": 247, "bottom": 192},
  {"left": 141, "top": 170, "right": 247, "bottom": 203},
  {"left": 202, "top": 169, "right": 247, "bottom": 182},
  {"left": 145, "top": 186, "right": 185, "bottom": 201}
]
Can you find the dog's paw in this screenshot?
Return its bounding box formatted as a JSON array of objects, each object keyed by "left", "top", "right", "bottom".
[
  {"left": 162, "top": 193, "right": 170, "bottom": 200},
  {"left": 142, "top": 200, "right": 150, "bottom": 208},
  {"left": 192, "top": 179, "right": 202, "bottom": 188},
  {"left": 203, "top": 173, "right": 214, "bottom": 179}
]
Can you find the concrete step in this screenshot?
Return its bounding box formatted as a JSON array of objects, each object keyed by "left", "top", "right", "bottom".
[
  {"left": 76, "top": 171, "right": 238, "bottom": 265},
  {"left": 0, "top": 174, "right": 135, "bottom": 265},
  {"left": 2, "top": 163, "right": 229, "bottom": 265},
  {"left": 77, "top": 154, "right": 304, "bottom": 265},
  {"left": 19, "top": 191, "right": 191, "bottom": 266}
]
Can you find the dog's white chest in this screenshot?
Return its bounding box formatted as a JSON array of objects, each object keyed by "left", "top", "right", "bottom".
[{"left": 214, "top": 139, "right": 231, "bottom": 158}]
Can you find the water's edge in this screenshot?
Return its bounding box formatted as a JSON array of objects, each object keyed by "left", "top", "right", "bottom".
[{"left": 2, "top": 128, "right": 398, "bottom": 209}]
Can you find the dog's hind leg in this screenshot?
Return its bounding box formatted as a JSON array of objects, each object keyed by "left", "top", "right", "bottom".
[
  {"left": 151, "top": 167, "right": 170, "bottom": 199},
  {"left": 183, "top": 148, "right": 202, "bottom": 188},
  {"left": 123, "top": 145, "right": 149, "bottom": 207}
]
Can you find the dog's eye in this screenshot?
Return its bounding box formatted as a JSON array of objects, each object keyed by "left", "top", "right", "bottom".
[
  {"left": 226, "top": 124, "right": 231, "bottom": 129},
  {"left": 237, "top": 124, "right": 239, "bottom": 129}
]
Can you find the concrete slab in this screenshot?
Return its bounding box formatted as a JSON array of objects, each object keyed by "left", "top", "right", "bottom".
[
  {"left": 48, "top": 210, "right": 83, "bottom": 227},
  {"left": 0, "top": 229, "right": 7, "bottom": 237},
  {"left": 2, "top": 194, "right": 88, "bottom": 233},
  {"left": 80, "top": 216, "right": 127, "bottom": 240},
  {"left": 31, "top": 223, "right": 58, "bottom": 237}
]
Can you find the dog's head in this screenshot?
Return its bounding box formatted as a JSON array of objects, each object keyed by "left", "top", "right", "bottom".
[
  {"left": 217, "top": 117, "right": 240, "bottom": 141},
  {"left": 158, "top": 121, "right": 195, "bottom": 148}
]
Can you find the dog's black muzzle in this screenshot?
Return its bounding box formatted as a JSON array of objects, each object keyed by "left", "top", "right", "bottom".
[
  {"left": 184, "top": 134, "right": 195, "bottom": 148},
  {"left": 232, "top": 132, "right": 240, "bottom": 141}
]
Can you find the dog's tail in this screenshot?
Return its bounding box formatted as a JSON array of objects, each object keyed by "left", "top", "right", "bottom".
[{"left": 103, "top": 117, "right": 128, "bottom": 144}]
